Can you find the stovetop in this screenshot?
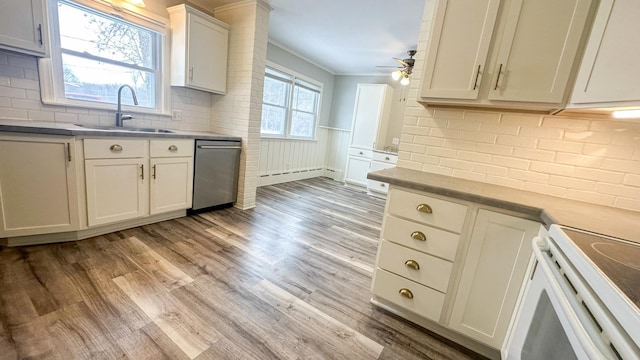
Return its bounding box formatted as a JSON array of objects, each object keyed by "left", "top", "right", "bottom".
[{"left": 562, "top": 228, "right": 640, "bottom": 311}]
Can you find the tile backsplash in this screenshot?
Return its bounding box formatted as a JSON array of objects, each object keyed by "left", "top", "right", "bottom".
[
  {"left": 0, "top": 49, "right": 212, "bottom": 131},
  {"left": 398, "top": 107, "right": 640, "bottom": 211}
]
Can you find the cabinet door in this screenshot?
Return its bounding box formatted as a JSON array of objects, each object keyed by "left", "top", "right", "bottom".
[
  {"left": 150, "top": 157, "right": 193, "bottom": 214},
  {"left": 571, "top": 0, "right": 640, "bottom": 104},
  {"left": 488, "top": 0, "right": 592, "bottom": 103},
  {"left": 367, "top": 160, "right": 394, "bottom": 194},
  {"left": 449, "top": 210, "right": 540, "bottom": 348},
  {"left": 420, "top": 0, "right": 501, "bottom": 99},
  {"left": 350, "top": 85, "right": 387, "bottom": 149},
  {"left": 187, "top": 12, "right": 228, "bottom": 94},
  {"left": 344, "top": 156, "right": 370, "bottom": 187},
  {"left": 0, "top": 137, "right": 79, "bottom": 237},
  {"left": 0, "top": 0, "right": 46, "bottom": 56},
  {"left": 85, "top": 159, "right": 148, "bottom": 226}
]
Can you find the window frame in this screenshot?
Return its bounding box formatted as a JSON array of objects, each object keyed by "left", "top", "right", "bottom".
[
  {"left": 261, "top": 62, "right": 322, "bottom": 141},
  {"left": 39, "top": 0, "right": 171, "bottom": 115}
]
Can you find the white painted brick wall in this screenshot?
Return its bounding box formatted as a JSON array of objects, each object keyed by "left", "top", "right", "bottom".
[
  {"left": 0, "top": 50, "right": 212, "bottom": 131},
  {"left": 397, "top": 0, "right": 640, "bottom": 211}
]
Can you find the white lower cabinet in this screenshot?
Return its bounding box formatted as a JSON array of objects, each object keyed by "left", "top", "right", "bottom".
[
  {"left": 0, "top": 135, "right": 79, "bottom": 237},
  {"left": 149, "top": 139, "right": 194, "bottom": 215},
  {"left": 344, "top": 149, "right": 371, "bottom": 187},
  {"left": 372, "top": 186, "right": 541, "bottom": 357},
  {"left": 367, "top": 151, "right": 397, "bottom": 195},
  {"left": 83, "top": 138, "right": 194, "bottom": 227},
  {"left": 448, "top": 209, "right": 541, "bottom": 348},
  {"left": 85, "top": 158, "right": 147, "bottom": 226}
]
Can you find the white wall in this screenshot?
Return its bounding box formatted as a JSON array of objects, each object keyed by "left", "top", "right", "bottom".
[{"left": 397, "top": 0, "right": 640, "bottom": 212}]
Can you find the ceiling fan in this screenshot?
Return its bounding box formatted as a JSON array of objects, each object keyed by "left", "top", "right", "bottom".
[{"left": 378, "top": 50, "right": 417, "bottom": 85}]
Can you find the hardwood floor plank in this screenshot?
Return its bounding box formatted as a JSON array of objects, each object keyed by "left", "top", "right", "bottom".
[
  {"left": 113, "top": 270, "right": 221, "bottom": 359},
  {"left": 250, "top": 279, "right": 384, "bottom": 359},
  {"left": 112, "top": 236, "right": 194, "bottom": 291}
]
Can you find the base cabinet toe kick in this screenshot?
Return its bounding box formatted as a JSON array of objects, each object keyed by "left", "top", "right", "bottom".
[
  {"left": 0, "top": 134, "right": 201, "bottom": 246},
  {"left": 371, "top": 186, "right": 542, "bottom": 360}
]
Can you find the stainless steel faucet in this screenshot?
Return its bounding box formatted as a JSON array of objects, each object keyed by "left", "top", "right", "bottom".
[{"left": 115, "top": 84, "right": 139, "bottom": 127}]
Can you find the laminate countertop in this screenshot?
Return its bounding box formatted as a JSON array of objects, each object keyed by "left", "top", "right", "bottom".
[
  {"left": 0, "top": 120, "right": 241, "bottom": 141},
  {"left": 368, "top": 167, "right": 640, "bottom": 243}
]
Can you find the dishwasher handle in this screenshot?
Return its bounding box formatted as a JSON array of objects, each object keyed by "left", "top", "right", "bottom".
[{"left": 197, "top": 145, "right": 242, "bottom": 150}]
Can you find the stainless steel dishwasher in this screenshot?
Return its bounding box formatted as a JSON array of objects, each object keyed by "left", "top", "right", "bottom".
[{"left": 191, "top": 139, "right": 241, "bottom": 211}]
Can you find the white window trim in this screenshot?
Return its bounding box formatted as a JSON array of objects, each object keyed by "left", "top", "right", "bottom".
[
  {"left": 39, "top": 0, "right": 172, "bottom": 117},
  {"left": 261, "top": 61, "right": 323, "bottom": 141}
]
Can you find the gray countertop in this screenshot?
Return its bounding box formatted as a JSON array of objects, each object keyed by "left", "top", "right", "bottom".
[
  {"left": 0, "top": 121, "right": 241, "bottom": 141},
  {"left": 368, "top": 167, "right": 640, "bottom": 243}
]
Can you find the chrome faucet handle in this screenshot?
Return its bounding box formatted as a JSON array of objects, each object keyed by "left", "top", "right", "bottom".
[{"left": 121, "top": 115, "right": 133, "bottom": 121}]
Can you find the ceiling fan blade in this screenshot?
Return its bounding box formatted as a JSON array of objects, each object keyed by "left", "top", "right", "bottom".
[{"left": 393, "top": 57, "right": 409, "bottom": 67}]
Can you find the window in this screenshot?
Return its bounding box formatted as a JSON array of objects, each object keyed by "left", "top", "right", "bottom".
[
  {"left": 41, "top": 0, "right": 168, "bottom": 112},
  {"left": 261, "top": 66, "right": 321, "bottom": 139}
]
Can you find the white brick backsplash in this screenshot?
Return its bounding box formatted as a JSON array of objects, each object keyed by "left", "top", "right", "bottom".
[
  {"left": 519, "top": 126, "right": 564, "bottom": 140},
  {"left": 433, "top": 108, "right": 464, "bottom": 120},
  {"left": 429, "top": 127, "right": 463, "bottom": 139},
  {"left": 452, "top": 169, "right": 486, "bottom": 181},
  {"left": 596, "top": 183, "right": 640, "bottom": 199},
  {"left": 28, "top": 110, "right": 54, "bottom": 121},
  {"left": 491, "top": 155, "right": 530, "bottom": 170},
  {"left": 0, "top": 86, "right": 26, "bottom": 98},
  {"left": 421, "top": 164, "right": 452, "bottom": 176},
  {"left": 465, "top": 111, "right": 500, "bottom": 123},
  {"left": 524, "top": 183, "right": 567, "bottom": 198},
  {"left": 541, "top": 117, "right": 590, "bottom": 131},
  {"left": 0, "top": 97, "right": 10, "bottom": 107},
  {"left": 583, "top": 143, "right": 634, "bottom": 160},
  {"left": 410, "top": 153, "right": 439, "bottom": 165},
  {"left": 573, "top": 168, "right": 624, "bottom": 183},
  {"left": 426, "top": 146, "right": 457, "bottom": 158},
  {"left": 477, "top": 143, "right": 513, "bottom": 156},
  {"left": 54, "top": 112, "right": 78, "bottom": 123},
  {"left": 512, "top": 147, "right": 555, "bottom": 162},
  {"left": 555, "top": 152, "right": 603, "bottom": 167},
  {"left": 501, "top": 113, "right": 542, "bottom": 127},
  {"left": 537, "top": 138, "right": 583, "bottom": 153},
  {"left": 399, "top": 142, "right": 427, "bottom": 153},
  {"left": 623, "top": 174, "right": 640, "bottom": 187},
  {"left": 473, "top": 163, "right": 507, "bottom": 177},
  {"left": 448, "top": 119, "right": 481, "bottom": 131},
  {"left": 0, "top": 108, "right": 27, "bottom": 119},
  {"left": 462, "top": 130, "right": 496, "bottom": 144},
  {"left": 458, "top": 150, "right": 491, "bottom": 163},
  {"left": 440, "top": 158, "right": 473, "bottom": 171},
  {"left": 564, "top": 130, "right": 611, "bottom": 144},
  {"left": 11, "top": 98, "right": 40, "bottom": 110},
  {"left": 548, "top": 175, "right": 595, "bottom": 191},
  {"left": 497, "top": 134, "right": 537, "bottom": 148},
  {"left": 614, "top": 197, "right": 640, "bottom": 211},
  {"left": 403, "top": 125, "right": 431, "bottom": 136},
  {"left": 443, "top": 139, "right": 476, "bottom": 151},
  {"left": 530, "top": 162, "right": 575, "bottom": 176},
  {"left": 413, "top": 135, "right": 445, "bottom": 146},
  {"left": 508, "top": 169, "right": 549, "bottom": 184},
  {"left": 566, "top": 189, "right": 615, "bottom": 206},
  {"left": 485, "top": 175, "right": 525, "bottom": 189}
]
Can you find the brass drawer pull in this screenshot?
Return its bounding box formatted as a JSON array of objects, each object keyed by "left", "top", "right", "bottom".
[
  {"left": 399, "top": 288, "right": 414, "bottom": 299},
  {"left": 416, "top": 203, "right": 433, "bottom": 213},
  {"left": 110, "top": 144, "right": 123, "bottom": 152},
  {"left": 411, "top": 231, "right": 427, "bottom": 242},
  {"left": 385, "top": 156, "right": 390, "bottom": 160},
  {"left": 404, "top": 260, "right": 420, "bottom": 270},
  {"left": 168, "top": 145, "right": 178, "bottom": 151}
]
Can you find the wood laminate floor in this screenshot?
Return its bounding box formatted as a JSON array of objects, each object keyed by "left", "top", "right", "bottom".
[{"left": 0, "top": 177, "right": 485, "bottom": 359}]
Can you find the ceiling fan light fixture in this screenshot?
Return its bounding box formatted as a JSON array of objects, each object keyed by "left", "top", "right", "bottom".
[
  {"left": 391, "top": 70, "right": 403, "bottom": 81},
  {"left": 400, "top": 75, "right": 410, "bottom": 86}
]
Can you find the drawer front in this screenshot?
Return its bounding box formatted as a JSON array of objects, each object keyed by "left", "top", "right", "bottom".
[
  {"left": 388, "top": 188, "right": 468, "bottom": 233},
  {"left": 150, "top": 139, "right": 194, "bottom": 158},
  {"left": 383, "top": 215, "right": 460, "bottom": 261},
  {"left": 372, "top": 152, "right": 398, "bottom": 164},
  {"left": 378, "top": 240, "right": 453, "bottom": 292},
  {"left": 368, "top": 179, "right": 389, "bottom": 194},
  {"left": 372, "top": 269, "right": 445, "bottom": 322},
  {"left": 84, "top": 139, "right": 146, "bottom": 159},
  {"left": 348, "top": 147, "right": 372, "bottom": 158}
]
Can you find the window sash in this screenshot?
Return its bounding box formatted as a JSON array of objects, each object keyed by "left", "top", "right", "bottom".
[
  {"left": 39, "top": 0, "right": 169, "bottom": 115},
  {"left": 261, "top": 66, "right": 321, "bottom": 140}
]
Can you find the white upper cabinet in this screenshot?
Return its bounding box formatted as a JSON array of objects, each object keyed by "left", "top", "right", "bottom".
[
  {"left": 569, "top": 0, "right": 640, "bottom": 106},
  {"left": 168, "top": 4, "right": 229, "bottom": 94},
  {"left": 0, "top": 0, "right": 47, "bottom": 56},
  {"left": 421, "top": 0, "right": 501, "bottom": 100},
  {"left": 420, "top": 0, "right": 593, "bottom": 111}
]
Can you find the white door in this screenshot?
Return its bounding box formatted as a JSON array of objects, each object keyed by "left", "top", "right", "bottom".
[
  {"left": 150, "top": 157, "right": 193, "bottom": 214},
  {"left": 85, "top": 158, "right": 148, "bottom": 226},
  {"left": 0, "top": 0, "right": 46, "bottom": 55},
  {"left": 187, "top": 12, "right": 228, "bottom": 93},
  {"left": 449, "top": 210, "right": 540, "bottom": 348},
  {"left": 488, "top": 0, "right": 592, "bottom": 103},
  {"left": 0, "top": 137, "right": 79, "bottom": 237},
  {"left": 420, "top": 0, "right": 501, "bottom": 99}
]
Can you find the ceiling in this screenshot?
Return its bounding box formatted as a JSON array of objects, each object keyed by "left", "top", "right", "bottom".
[{"left": 200, "top": 0, "right": 426, "bottom": 75}]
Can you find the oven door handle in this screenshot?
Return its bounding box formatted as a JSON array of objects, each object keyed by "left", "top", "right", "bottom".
[{"left": 531, "top": 237, "right": 613, "bottom": 359}]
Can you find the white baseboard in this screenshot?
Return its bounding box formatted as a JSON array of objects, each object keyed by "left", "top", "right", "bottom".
[{"left": 258, "top": 168, "right": 324, "bottom": 186}]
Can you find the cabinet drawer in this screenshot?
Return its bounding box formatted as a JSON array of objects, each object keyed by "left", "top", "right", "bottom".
[
  {"left": 150, "top": 139, "right": 194, "bottom": 157},
  {"left": 84, "top": 139, "right": 146, "bottom": 159},
  {"left": 378, "top": 241, "right": 453, "bottom": 292},
  {"left": 388, "top": 188, "right": 467, "bottom": 233},
  {"left": 348, "top": 147, "right": 372, "bottom": 158},
  {"left": 372, "top": 152, "right": 397, "bottom": 164},
  {"left": 372, "top": 269, "right": 445, "bottom": 322},
  {"left": 368, "top": 179, "right": 389, "bottom": 194},
  {"left": 383, "top": 215, "right": 460, "bottom": 262}
]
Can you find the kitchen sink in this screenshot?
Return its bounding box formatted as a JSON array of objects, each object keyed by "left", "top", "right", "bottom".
[{"left": 74, "top": 124, "right": 175, "bottom": 133}]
